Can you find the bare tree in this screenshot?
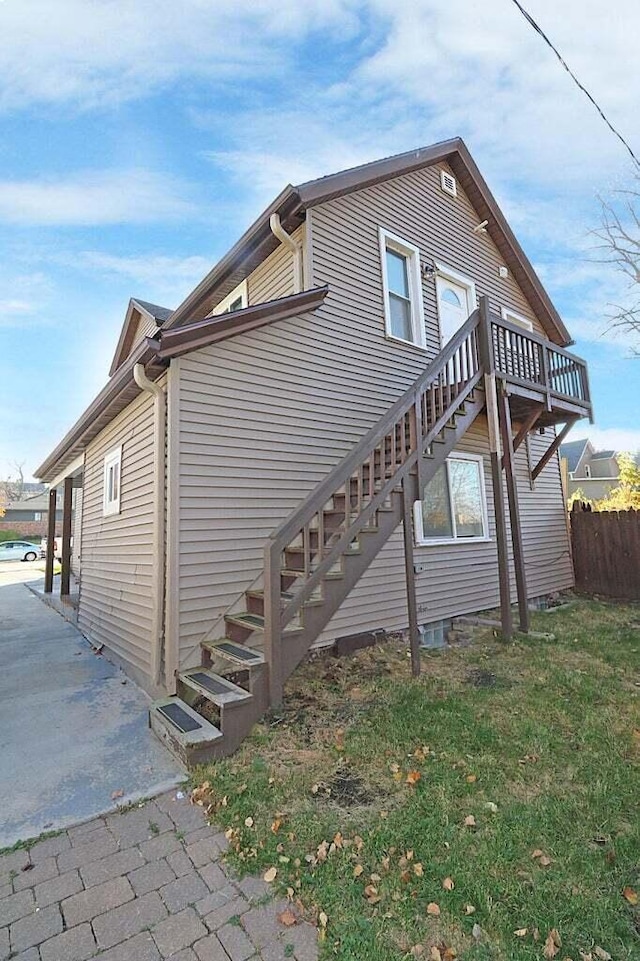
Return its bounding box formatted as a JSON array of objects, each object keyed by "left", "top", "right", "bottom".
[
  {"left": 0, "top": 461, "right": 27, "bottom": 504},
  {"left": 592, "top": 179, "right": 640, "bottom": 352}
]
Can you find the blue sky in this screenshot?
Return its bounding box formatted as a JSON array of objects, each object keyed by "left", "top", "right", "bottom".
[{"left": 0, "top": 0, "right": 638, "bottom": 481}]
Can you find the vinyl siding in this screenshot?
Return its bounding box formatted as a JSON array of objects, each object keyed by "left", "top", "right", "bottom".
[
  {"left": 174, "top": 164, "right": 572, "bottom": 666},
  {"left": 78, "top": 379, "right": 164, "bottom": 682}
]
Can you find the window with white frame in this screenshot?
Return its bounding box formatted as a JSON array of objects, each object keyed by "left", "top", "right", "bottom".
[
  {"left": 103, "top": 446, "right": 122, "bottom": 516},
  {"left": 500, "top": 307, "right": 534, "bottom": 332},
  {"left": 379, "top": 228, "right": 426, "bottom": 348},
  {"left": 211, "top": 279, "right": 248, "bottom": 316},
  {"left": 414, "top": 453, "right": 489, "bottom": 546}
]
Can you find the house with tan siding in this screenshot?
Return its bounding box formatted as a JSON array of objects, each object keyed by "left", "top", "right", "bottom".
[{"left": 36, "top": 139, "right": 592, "bottom": 765}]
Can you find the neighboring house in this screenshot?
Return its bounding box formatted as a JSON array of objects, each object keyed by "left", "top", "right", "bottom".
[
  {"left": 0, "top": 494, "right": 63, "bottom": 538},
  {"left": 560, "top": 439, "right": 620, "bottom": 502},
  {"left": 35, "top": 139, "right": 592, "bottom": 764}
]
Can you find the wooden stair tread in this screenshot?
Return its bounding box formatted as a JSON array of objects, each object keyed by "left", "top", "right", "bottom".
[
  {"left": 201, "top": 639, "right": 265, "bottom": 666},
  {"left": 281, "top": 567, "right": 343, "bottom": 580},
  {"left": 224, "top": 612, "right": 303, "bottom": 634},
  {"left": 150, "top": 697, "right": 222, "bottom": 744},
  {"left": 246, "top": 589, "right": 323, "bottom": 607},
  {"left": 178, "top": 669, "right": 251, "bottom": 705}
]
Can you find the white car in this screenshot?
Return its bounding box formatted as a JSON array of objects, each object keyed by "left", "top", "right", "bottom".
[{"left": 0, "top": 540, "right": 40, "bottom": 562}]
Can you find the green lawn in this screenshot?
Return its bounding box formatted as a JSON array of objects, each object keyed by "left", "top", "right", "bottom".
[{"left": 195, "top": 599, "right": 640, "bottom": 960}]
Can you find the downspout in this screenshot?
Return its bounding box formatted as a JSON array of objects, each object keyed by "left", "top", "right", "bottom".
[
  {"left": 133, "top": 363, "right": 166, "bottom": 689},
  {"left": 269, "top": 213, "right": 303, "bottom": 293}
]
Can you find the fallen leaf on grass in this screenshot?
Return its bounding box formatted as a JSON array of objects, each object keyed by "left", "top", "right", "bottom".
[
  {"left": 472, "top": 923, "right": 483, "bottom": 940},
  {"left": 413, "top": 863, "right": 424, "bottom": 877},
  {"left": 623, "top": 886, "right": 638, "bottom": 905},
  {"left": 466, "top": 774, "right": 477, "bottom": 783},
  {"left": 244, "top": 817, "right": 254, "bottom": 827},
  {"left": 263, "top": 867, "right": 277, "bottom": 883},
  {"left": 318, "top": 911, "right": 328, "bottom": 928},
  {"left": 539, "top": 855, "right": 553, "bottom": 867},
  {"left": 543, "top": 928, "right": 562, "bottom": 959},
  {"left": 514, "top": 928, "right": 528, "bottom": 937},
  {"left": 353, "top": 864, "right": 364, "bottom": 877},
  {"left": 442, "top": 877, "right": 454, "bottom": 891},
  {"left": 364, "top": 884, "right": 381, "bottom": 904},
  {"left": 594, "top": 947, "right": 611, "bottom": 960},
  {"left": 406, "top": 770, "right": 422, "bottom": 786},
  {"left": 277, "top": 908, "right": 297, "bottom": 927},
  {"left": 430, "top": 949, "right": 442, "bottom": 961},
  {"left": 426, "top": 902, "right": 441, "bottom": 916},
  {"left": 463, "top": 815, "right": 476, "bottom": 827},
  {"left": 464, "top": 904, "right": 476, "bottom": 915},
  {"left": 484, "top": 801, "right": 498, "bottom": 813},
  {"left": 409, "top": 946, "right": 425, "bottom": 957},
  {"left": 532, "top": 849, "right": 544, "bottom": 859},
  {"left": 271, "top": 818, "right": 283, "bottom": 833}
]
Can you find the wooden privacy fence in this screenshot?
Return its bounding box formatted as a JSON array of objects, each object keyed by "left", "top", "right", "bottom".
[{"left": 570, "top": 503, "right": 640, "bottom": 600}]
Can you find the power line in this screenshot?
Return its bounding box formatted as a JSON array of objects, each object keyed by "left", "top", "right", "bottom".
[{"left": 509, "top": 0, "right": 640, "bottom": 170}]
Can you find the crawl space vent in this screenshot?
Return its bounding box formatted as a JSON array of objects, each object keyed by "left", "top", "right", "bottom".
[{"left": 440, "top": 170, "right": 457, "bottom": 198}]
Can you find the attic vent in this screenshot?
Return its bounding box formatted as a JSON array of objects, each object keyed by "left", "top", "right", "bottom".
[{"left": 440, "top": 170, "right": 457, "bottom": 198}]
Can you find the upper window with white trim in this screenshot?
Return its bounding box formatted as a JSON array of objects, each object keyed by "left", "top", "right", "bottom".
[
  {"left": 103, "top": 446, "right": 122, "bottom": 516},
  {"left": 414, "top": 453, "right": 489, "bottom": 546},
  {"left": 211, "top": 280, "right": 248, "bottom": 316},
  {"left": 379, "top": 229, "right": 426, "bottom": 348}
]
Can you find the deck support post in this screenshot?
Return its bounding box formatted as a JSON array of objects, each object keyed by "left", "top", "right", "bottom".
[
  {"left": 402, "top": 477, "right": 421, "bottom": 676},
  {"left": 498, "top": 387, "right": 530, "bottom": 633},
  {"left": 264, "top": 547, "right": 284, "bottom": 707},
  {"left": 60, "top": 477, "right": 73, "bottom": 598},
  {"left": 478, "top": 296, "right": 513, "bottom": 640},
  {"left": 44, "top": 487, "right": 57, "bottom": 594}
]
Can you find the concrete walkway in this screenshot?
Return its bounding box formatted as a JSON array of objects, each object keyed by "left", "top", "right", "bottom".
[
  {"left": 0, "top": 791, "right": 319, "bottom": 960},
  {"left": 0, "top": 569, "right": 184, "bottom": 848}
]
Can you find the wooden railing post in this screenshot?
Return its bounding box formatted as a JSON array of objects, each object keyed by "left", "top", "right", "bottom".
[{"left": 44, "top": 487, "right": 57, "bottom": 594}]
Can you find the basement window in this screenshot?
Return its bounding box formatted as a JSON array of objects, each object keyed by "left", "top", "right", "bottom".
[
  {"left": 103, "top": 446, "right": 122, "bottom": 516},
  {"left": 379, "top": 228, "right": 426, "bottom": 348},
  {"left": 414, "top": 453, "right": 489, "bottom": 546}
]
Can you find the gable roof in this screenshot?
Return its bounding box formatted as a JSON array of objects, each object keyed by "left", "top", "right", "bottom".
[
  {"left": 34, "top": 289, "right": 328, "bottom": 482},
  {"left": 109, "top": 297, "right": 174, "bottom": 376},
  {"left": 163, "top": 138, "right": 571, "bottom": 345},
  {"left": 560, "top": 438, "right": 591, "bottom": 473},
  {"left": 590, "top": 450, "right": 616, "bottom": 460}
]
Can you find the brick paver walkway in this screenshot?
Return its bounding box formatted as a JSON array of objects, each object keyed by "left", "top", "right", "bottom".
[{"left": 0, "top": 792, "right": 318, "bottom": 961}]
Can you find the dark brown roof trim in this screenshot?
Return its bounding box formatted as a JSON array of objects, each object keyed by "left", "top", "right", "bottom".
[
  {"left": 158, "top": 287, "right": 328, "bottom": 360},
  {"left": 35, "top": 289, "right": 326, "bottom": 481},
  {"left": 295, "top": 139, "right": 464, "bottom": 207},
  {"left": 163, "top": 186, "right": 303, "bottom": 331},
  {"left": 294, "top": 138, "right": 570, "bottom": 346},
  {"left": 35, "top": 338, "right": 167, "bottom": 482}
]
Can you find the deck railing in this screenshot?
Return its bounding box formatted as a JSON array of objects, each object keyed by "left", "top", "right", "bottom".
[{"left": 491, "top": 316, "right": 590, "bottom": 408}]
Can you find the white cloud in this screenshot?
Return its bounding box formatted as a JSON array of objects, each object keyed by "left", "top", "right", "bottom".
[
  {"left": 0, "top": 169, "right": 193, "bottom": 226},
  {"left": 0, "top": 272, "right": 52, "bottom": 327},
  {"left": 72, "top": 251, "right": 214, "bottom": 304},
  {"left": 0, "top": 0, "right": 359, "bottom": 110}
]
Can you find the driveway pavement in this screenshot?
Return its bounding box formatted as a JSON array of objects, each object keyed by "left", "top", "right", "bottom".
[
  {"left": 0, "top": 791, "right": 318, "bottom": 960},
  {"left": 0, "top": 565, "right": 185, "bottom": 848}
]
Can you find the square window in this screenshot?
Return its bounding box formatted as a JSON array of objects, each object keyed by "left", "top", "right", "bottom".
[
  {"left": 415, "top": 454, "right": 488, "bottom": 545},
  {"left": 103, "top": 446, "right": 122, "bottom": 516},
  {"left": 379, "top": 229, "right": 425, "bottom": 348}
]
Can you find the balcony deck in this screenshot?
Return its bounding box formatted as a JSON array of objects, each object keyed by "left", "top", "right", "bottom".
[{"left": 490, "top": 314, "right": 592, "bottom": 428}]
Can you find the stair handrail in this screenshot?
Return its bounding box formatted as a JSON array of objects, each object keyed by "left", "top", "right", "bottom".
[{"left": 267, "top": 308, "right": 482, "bottom": 554}]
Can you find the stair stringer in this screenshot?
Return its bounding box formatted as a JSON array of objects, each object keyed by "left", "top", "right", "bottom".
[{"left": 276, "top": 390, "right": 486, "bottom": 683}]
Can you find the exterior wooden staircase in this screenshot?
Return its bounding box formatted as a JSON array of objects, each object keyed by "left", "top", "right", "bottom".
[{"left": 150, "top": 301, "right": 592, "bottom": 765}]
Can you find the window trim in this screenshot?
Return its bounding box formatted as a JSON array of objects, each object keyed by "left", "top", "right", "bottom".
[
  {"left": 500, "top": 306, "right": 534, "bottom": 331},
  {"left": 211, "top": 279, "right": 248, "bottom": 316},
  {"left": 379, "top": 228, "right": 426, "bottom": 349},
  {"left": 103, "top": 445, "right": 122, "bottom": 517},
  {"left": 413, "top": 452, "right": 490, "bottom": 547}
]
